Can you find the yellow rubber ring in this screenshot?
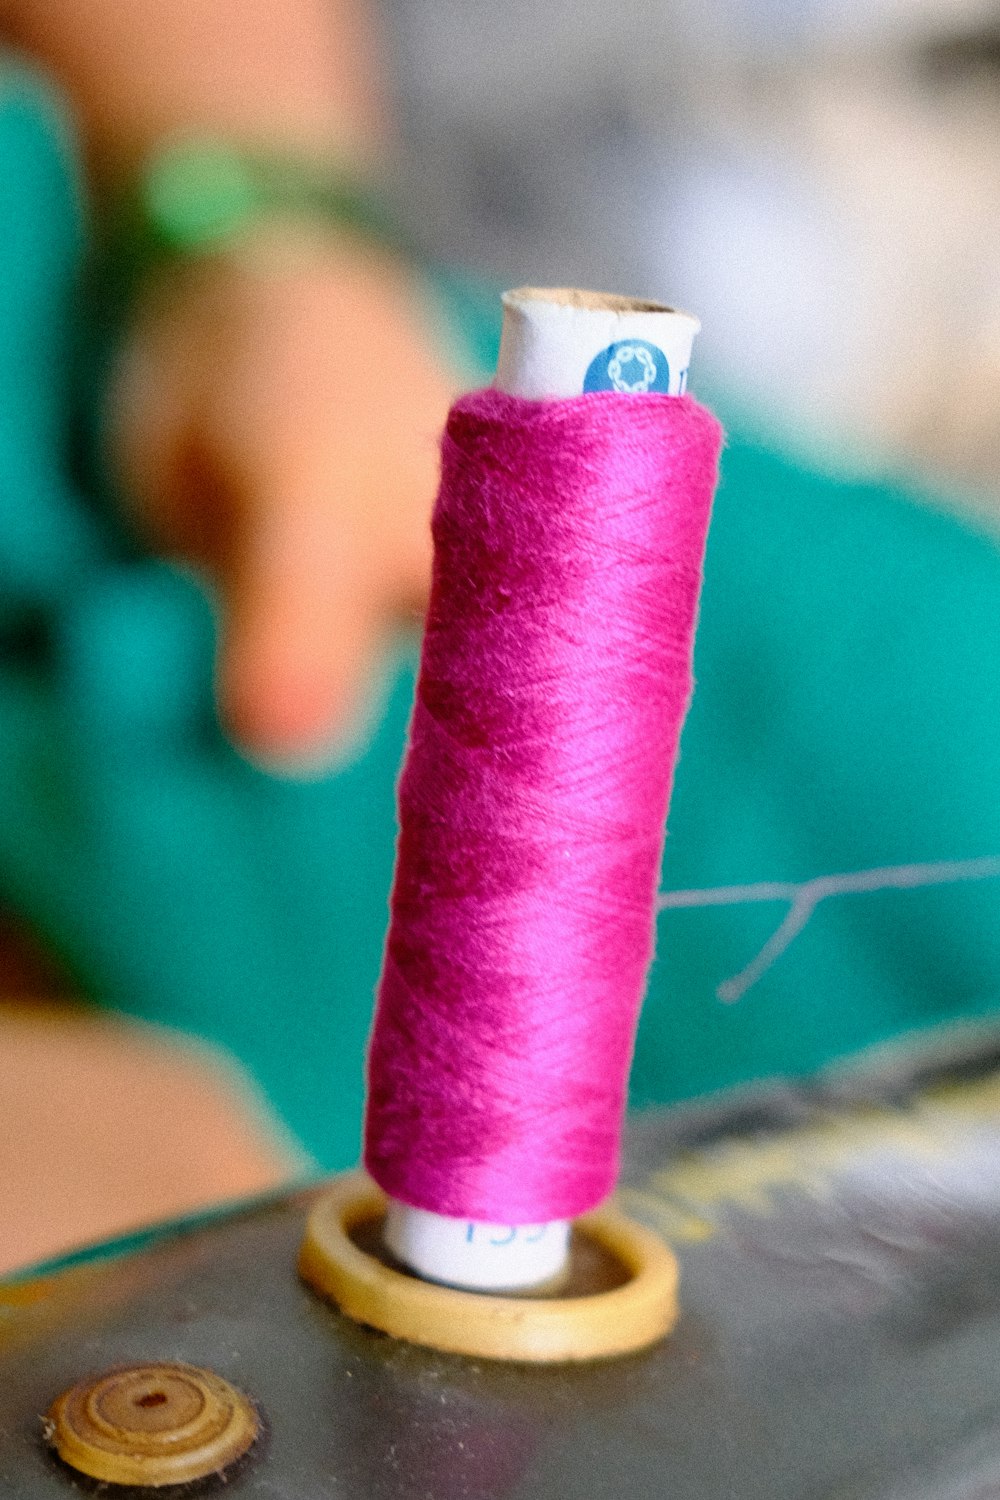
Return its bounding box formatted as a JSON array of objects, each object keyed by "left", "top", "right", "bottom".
[{"left": 299, "top": 1173, "right": 679, "bottom": 1363}]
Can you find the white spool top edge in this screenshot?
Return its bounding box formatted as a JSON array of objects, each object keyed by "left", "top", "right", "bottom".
[
  {"left": 494, "top": 286, "right": 700, "bottom": 401},
  {"left": 385, "top": 286, "right": 700, "bottom": 1292}
]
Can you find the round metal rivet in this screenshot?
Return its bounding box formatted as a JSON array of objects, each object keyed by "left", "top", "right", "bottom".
[{"left": 46, "top": 1362, "right": 258, "bottom": 1487}]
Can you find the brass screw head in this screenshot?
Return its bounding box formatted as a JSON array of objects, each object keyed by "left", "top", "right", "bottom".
[{"left": 45, "top": 1361, "right": 258, "bottom": 1487}]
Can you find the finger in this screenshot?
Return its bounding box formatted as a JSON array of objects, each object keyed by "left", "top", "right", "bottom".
[
  {"left": 216, "top": 485, "right": 387, "bottom": 772},
  {"left": 109, "top": 290, "right": 242, "bottom": 569}
]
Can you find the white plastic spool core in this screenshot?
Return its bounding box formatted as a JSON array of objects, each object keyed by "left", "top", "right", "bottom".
[
  {"left": 494, "top": 286, "right": 699, "bottom": 401},
  {"left": 385, "top": 287, "right": 700, "bottom": 1293}
]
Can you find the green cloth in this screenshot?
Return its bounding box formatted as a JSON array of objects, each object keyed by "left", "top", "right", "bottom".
[{"left": 2, "top": 66, "right": 1000, "bottom": 1171}]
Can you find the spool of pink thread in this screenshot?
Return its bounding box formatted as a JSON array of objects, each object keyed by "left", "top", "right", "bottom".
[{"left": 366, "top": 289, "right": 722, "bottom": 1290}]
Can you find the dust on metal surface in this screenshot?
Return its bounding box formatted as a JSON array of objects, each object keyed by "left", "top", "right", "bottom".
[{"left": 5, "top": 1027, "right": 1000, "bottom": 1497}]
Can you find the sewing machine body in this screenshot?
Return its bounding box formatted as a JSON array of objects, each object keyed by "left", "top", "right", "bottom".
[{"left": 4, "top": 1028, "right": 1000, "bottom": 1497}]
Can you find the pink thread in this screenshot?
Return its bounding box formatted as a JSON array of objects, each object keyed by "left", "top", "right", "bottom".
[{"left": 365, "top": 389, "right": 722, "bottom": 1222}]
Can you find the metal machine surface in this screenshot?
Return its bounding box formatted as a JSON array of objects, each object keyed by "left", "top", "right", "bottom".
[{"left": 5, "top": 1027, "right": 1000, "bottom": 1498}]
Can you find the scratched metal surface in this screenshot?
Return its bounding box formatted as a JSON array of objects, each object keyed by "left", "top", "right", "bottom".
[{"left": 5, "top": 1027, "right": 1000, "bottom": 1499}]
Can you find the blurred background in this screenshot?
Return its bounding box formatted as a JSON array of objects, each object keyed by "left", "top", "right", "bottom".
[
  {"left": 385, "top": 0, "right": 1000, "bottom": 498},
  {"left": 3, "top": 0, "right": 1000, "bottom": 1275}
]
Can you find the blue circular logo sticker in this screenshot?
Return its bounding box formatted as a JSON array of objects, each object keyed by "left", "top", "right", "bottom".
[{"left": 584, "top": 339, "right": 671, "bottom": 395}]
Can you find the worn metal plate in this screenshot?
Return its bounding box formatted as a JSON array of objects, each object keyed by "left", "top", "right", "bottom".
[{"left": 5, "top": 1028, "right": 1000, "bottom": 1497}]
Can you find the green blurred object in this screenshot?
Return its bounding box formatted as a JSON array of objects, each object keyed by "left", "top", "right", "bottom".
[
  {"left": 144, "top": 138, "right": 264, "bottom": 249},
  {"left": 122, "top": 135, "right": 419, "bottom": 262},
  {"left": 1, "top": 65, "right": 999, "bottom": 1173}
]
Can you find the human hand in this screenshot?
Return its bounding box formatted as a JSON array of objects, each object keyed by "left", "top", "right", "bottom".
[{"left": 109, "top": 229, "right": 456, "bottom": 770}]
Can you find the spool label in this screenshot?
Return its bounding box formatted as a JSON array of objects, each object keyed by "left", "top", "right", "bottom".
[
  {"left": 383, "top": 1200, "right": 571, "bottom": 1291},
  {"left": 584, "top": 339, "right": 679, "bottom": 396}
]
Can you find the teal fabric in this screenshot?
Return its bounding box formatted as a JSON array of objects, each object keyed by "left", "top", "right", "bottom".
[{"left": 3, "top": 68, "right": 1000, "bottom": 1171}]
